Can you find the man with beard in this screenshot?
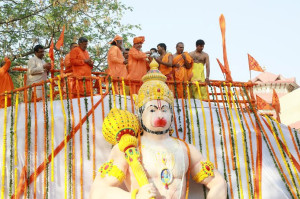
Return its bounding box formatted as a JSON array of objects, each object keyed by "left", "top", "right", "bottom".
[
  {"left": 155, "top": 43, "right": 173, "bottom": 81},
  {"left": 172, "top": 42, "right": 194, "bottom": 98},
  {"left": 89, "top": 61, "right": 227, "bottom": 199}
]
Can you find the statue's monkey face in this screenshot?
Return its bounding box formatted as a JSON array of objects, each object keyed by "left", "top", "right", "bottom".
[{"left": 140, "top": 100, "right": 173, "bottom": 134}]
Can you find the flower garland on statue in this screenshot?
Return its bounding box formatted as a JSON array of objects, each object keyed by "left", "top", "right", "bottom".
[
  {"left": 9, "top": 92, "right": 14, "bottom": 197},
  {"left": 183, "top": 83, "right": 191, "bottom": 144},
  {"left": 13, "top": 92, "right": 19, "bottom": 198},
  {"left": 209, "top": 86, "right": 228, "bottom": 185},
  {"left": 65, "top": 77, "right": 73, "bottom": 197},
  {"left": 242, "top": 87, "right": 294, "bottom": 198},
  {"left": 173, "top": 78, "right": 183, "bottom": 132},
  {"left": 232, "top": 88, "right": 254, "bottom": 198},
  {"left": 83, "top": 78, "right": 90, "bottom": 160},
  {"left": 27, "top": 87, "right": 32, "bottom": 198},
  {"left": 222, "top": 84, "right": 242, "bottom": 199}
]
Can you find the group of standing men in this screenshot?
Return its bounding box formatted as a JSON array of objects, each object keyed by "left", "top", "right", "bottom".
[{"left": 106, "top": 35, "right": 210, "bottom": 99}]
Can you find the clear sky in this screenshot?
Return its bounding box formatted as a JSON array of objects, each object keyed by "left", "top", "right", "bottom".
[{"left": 122, "top": 0, "right": 300, "bottom": 84}]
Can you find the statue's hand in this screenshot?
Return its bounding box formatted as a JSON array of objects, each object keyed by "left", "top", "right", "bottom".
[{"left": 136, "top": 183, "right": 157, "bottom": 199}]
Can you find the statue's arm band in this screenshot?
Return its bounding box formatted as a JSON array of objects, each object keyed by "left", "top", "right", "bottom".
[
  {"left": 192, "top": 160, "right": 214, "bottom": 183},
  {"left": 98, "top": 160, "right": 125, "bottom": 183}
]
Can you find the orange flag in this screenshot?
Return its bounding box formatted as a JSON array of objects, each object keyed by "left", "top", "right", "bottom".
[
  {"left": 216, "top": 58, "right": 225, "bottom": 73},
  {"left": 219, "top": 14, "right": 232, "bottom": 82},
  {"left": 248, "top": 54, "right": 264, "bottom": 72},
  {"left": 272, "top": 89, "right": 280, "bottom": 114},
  {"left": 256, "top": 95, "right": 273, "bottom": 110},
  {"left": 49, "top": 38, "right": 54, "bottom": 69},
  {"left": 55, "top": 25, "right": 65, "bottom": 49}
]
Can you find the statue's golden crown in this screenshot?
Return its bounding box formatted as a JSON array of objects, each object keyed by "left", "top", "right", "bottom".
[{"left": 135, "top": 59, "right": 174, "bottom": 109}]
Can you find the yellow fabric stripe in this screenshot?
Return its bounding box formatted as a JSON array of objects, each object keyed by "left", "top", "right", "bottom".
[
  {"left": 187, "top": 82, "right": 195, "bottom": 145},
  {"left": 229, "top": 87, "right": 252, "bottom": 199},
  {"left": 57, "top": 76, "right": 68, "bottom": 199},
  {"left": 224, "top": 84, "right": 244, "bottom": 198},
  {"left": 122, "top": 78, "right": 127, "bottom": 110},
  {"left": 14, "top": 92, "right": 19, "bottom": 198},
  {"left": 49, "top": 79, "right": 55, "bottom": 181},
  {"left": 1, "top": 92, "right": 8, "bottom": 199},
  {"left": 195, "top": 82, "right": 210, "bottom": 160},
  {"left": 271, "top": 117, "right": 300, "bottom": 188}
]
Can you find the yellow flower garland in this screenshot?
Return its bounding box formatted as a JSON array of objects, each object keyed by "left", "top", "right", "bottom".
[
  {"left": 186, "top": 82, "right": 195, "bottom": 145},
  {"left": 14, "top": 92, "right": 19, "bottom": 198},
  {"left": 57, "top": 76, "right": 68, "bottom": 199},
  {"left": 223, "top": 84, "right": 244, "bottom": 199},
  {"left": 122, "top": 78, "right": 127, "bottom": 110},
  {"left": 1, "top": 92, "right": 8, "bottom": 198},
  {"left": 195, "top": 82, "right": 210, "bottom": 160}
]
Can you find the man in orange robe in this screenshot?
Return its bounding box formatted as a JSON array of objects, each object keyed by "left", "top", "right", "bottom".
[
  {"left": 172, "top": 42, "right": 194, "bottom": 98},
  {"left": 107, "top": 35, "right": 128, "bottom": 94},
  {"left": 70, "top": 37, "right": 93, "bottom": 96},
  {"left": 0, "top": 57, "right": 14, "bottom": 108},
  {"left": 155, "top": 43, "right": 173, "bottom": 80},
  {"left": 64, "top": 43, "right": 78, "bottom": 73},
  {"left": 127, "top": 36, "right": 150, "bottom": 93}
]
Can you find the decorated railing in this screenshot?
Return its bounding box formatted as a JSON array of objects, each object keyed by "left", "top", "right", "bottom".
[{"left": 0, "top": 74, "right": 299, "bottom": 199}]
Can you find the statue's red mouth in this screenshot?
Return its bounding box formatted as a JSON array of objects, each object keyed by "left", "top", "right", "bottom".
[{"left": 154, "top": 118, "right": 167, "bottom": 127}]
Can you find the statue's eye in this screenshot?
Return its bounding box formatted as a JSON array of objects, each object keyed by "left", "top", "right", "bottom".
[{"left": 150, "top": 109, "right": 155, "bottom": 112}]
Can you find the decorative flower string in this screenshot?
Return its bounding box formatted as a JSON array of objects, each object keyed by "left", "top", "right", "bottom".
[
  {"left": 192, "top": 94, "right": 202, "bottom": 152},
  {"left": 111, "top": 78, "right": 116, "bottom": 108},
  {"left": 117, "top": 78, "right": 122, "bottom": 109},
  {"left": 89, "top": 80, "right": 96, "bottom": 179},
  {"left": 108, "top": 76, "right": 112, "bottom": 110},
  {"left": 267, "top": 117, "right": 299, "bottom": 197},
  {"left": 222, "top": 84, "right": 242, "bottom": 199},
  {"left": 195, "top": 82, "right": 209, "bottom": 161},
  {"left": 14, "top": 92, "right": 19, "bottom": 198},
  {"left": 288, "top": 126, "right": 300, "bottom": 160},
  {"left": 33, "top": 87, "right": 38, "bottom": 199},
  {"left": 183, "top": 83, "right": 191, "bottom": 143},
  {"left": 272, "top": 118, "right": 300, "bottom": 190},
  {"left": 65, "top": 78, "right": 73, "bottom": 198},
  {"left": 75, "top": 79, "right": 84, "bottom": 199},
  {"left": 27, "top": 87, "right": 32, "bottom": 198},
  {"left": 44, "top": 83, "right": 50, "bottom": 199},
  {"left": 68, "top": 79, "right": 76, "bottom": 199},
  {"left": 293, "top": 128, "right": 300, "bottom": 155},
  {"left": 242, "top": 86, "right": 295, "bottom": 198},
  {"left": 57, "top": 76, "right": 68, "bottom": 199},
  {"left": 210, "top": 85, "right": 233, "bottom": 199},
  {"left": 49, "top": 79, "right": 55, "bottom": 182},
  {"left": 128, "top": 80, "right": 135, "bottom": 113},
  {"left": 83, "top": 78, "right": 90, "bottom": 160},
  {"left": 205, "top": 85, "right": 217, "bottom": 167},
  {"left": 122, "top": 78, "right": 127, "bottom": 110},
  {"left": 98, "top": 78, "right": 105, "bottom": 120},
  {"left": 230, "top": 87, "right": 253, "bottom": 198},
  {"left": 173, "top": 78, "right": 183, "bottom": 132},
  {"left": 1, "top": 92, "right": 8, "bottom": 199},
  {"left": 9, "top": 91, "right": 14, "bottom": 197},
  {"left": 186, "top": 82, "right": 195, "bottom": 145}
]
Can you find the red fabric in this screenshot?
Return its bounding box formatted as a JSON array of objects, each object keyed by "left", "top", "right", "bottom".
[
  {"left": 55, "top": 25, "right": 65, "bottom": 49},
  {"left": 272, "top": 89, "right": 280, "bottom": 113},
  {"left": 0, "top": 57, "right": 14, "bottom": 108},
  {"left": 256, "top": 95, "right": 273, "bottom": 110},
  {"left": 248, "top": 54, "right": 263, "bottom": 72},
  {"left": 219, "top": 14, "right": 232, "bottom": 81}
]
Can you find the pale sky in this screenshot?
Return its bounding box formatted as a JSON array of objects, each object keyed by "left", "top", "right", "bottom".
[{"left": 122, "top": 0, "right": 300, "bottom": 84}]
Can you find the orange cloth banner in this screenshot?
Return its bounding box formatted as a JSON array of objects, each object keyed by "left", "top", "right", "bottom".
[
  {"left": 55, "top": 26, "right": 65, "bottom": 49},
  {"left": 256, "top": 95, "right": 273, "bottom": 110},
  {"left": 272, "top": 89, "right": 280, "bottom": 114},
  {"left": 248, "top": 54, "right": 263, "bottom": 72}
]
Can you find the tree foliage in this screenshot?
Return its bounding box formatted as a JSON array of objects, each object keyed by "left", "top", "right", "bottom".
[{"left": 0, "top": 0, "right": 139, "bottom": 71}]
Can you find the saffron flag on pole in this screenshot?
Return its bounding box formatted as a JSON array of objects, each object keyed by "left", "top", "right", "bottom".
[
  {"left": 216, "top": 58, "right": 225, "bottom": 73},
  {"left": 219, "top": 14, "right": 232, "bottom": 82},
  {"left": 256, "top": 95, "right": 273, "bottom": 110},
  {"left": 49, "top": 38, "right": 54, "bottom": 69},
  {"left": 272, "top": 89, "right": 280, "bottom": 113},
  {"left": 248, "top": 54, "right": 264, "bottom": 72},
  {"left": 55, "top": 25, "right": 65, "bottom": 50}
]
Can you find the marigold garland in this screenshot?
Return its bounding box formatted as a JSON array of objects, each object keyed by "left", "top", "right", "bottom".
[
  {"left": 230, "top": 87, "right": 253, "bottom": 198},
  {"left": 173, "top": 78, "right": 183, "bottom": 132},
  {"left": 14, "top": 92, "right": 19, "bottom": 198},
  {"left": 1, "top": 92, "right": 8, "bottom": 199},
  {"left": 57, "top": 76, "right": 68, "bottom": 199},
  {"left": 122, "top": 78, "right": 127, "bottom": 110},
  {"left": 288, "top": 126, "right": 300, "bottom": 161},
  {"left": 9, "top": 91, "right": 14, "bottom": 197},
  {"left": 110, "top": 76, "right": 116, "bottom": 108},
  {"left": 44, "top": 83, "right": 50, "bottom": 199},
  {"left": 192, "top": 95, "right": 202, "bottom": 152},
  {"left": 27, "top": 87, "right": 32, "bottom": 198},
  {"left": 33, "top": 87, "right": 38, "bottom": 199},
  {"left": 242, "top": 87, "right": 295, "bottom": 198},
  {"left": 49, "top": 79, "right": 55, "bottom": 182},
  {"left": 117, "top": 78, "right": 122, "bottom": 109},
  {"left": 108, "top": 76, "right": 113, "bottom": 110},
  {"left": 83, "top": 78, "right": 90, "bottom": 160},
  {"left": 183, "top": 83, "right": 191, "bottom": 143},
  {"left": 222, "top": 84, "right": 242, "bottom": 199},
  {"left": 186, "top": 82, "right": 195, "bottom": 145},
  {"left": 90, "top": 80, "right": 96, "bottom": 179},
  {"left": 293, "top": 128, "right": 300, "bottom": 155}
]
